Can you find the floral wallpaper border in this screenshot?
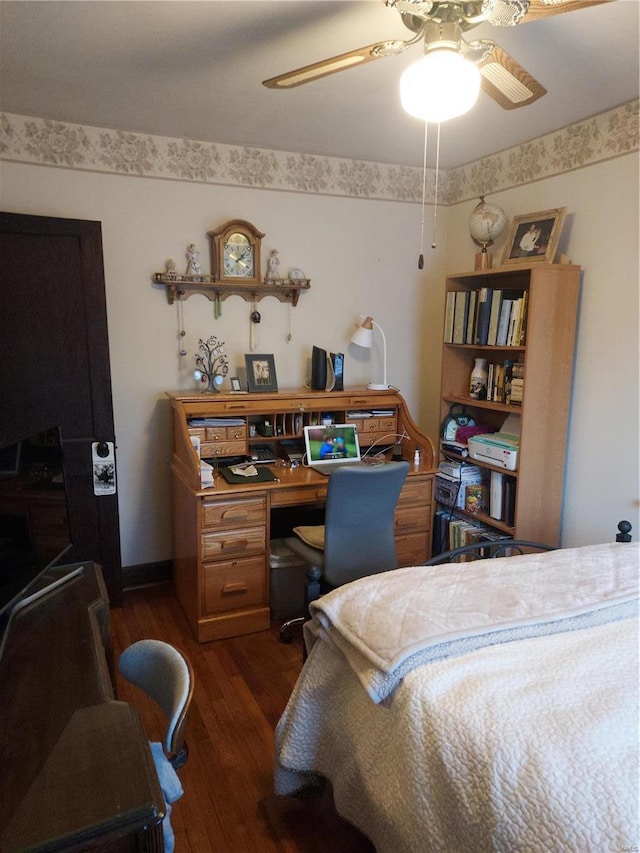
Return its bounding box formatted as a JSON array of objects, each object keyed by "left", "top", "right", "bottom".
[{"left": 1, "top": 100, "right": 637, "bottom": 206}]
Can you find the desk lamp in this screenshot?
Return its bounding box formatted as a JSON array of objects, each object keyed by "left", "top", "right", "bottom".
[{"left": 350, "top": 316, "right": 389, "bottom": 391}]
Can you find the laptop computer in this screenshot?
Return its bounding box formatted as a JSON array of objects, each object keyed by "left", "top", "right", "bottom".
[{"left": 303, "top": 424, "right": 363, "bottom": 475}]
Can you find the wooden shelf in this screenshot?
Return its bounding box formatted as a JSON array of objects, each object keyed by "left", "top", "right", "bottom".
[
  {"left": 153, "top": 273, "right": 310, "bottom": 306},
  {"left": 443, "top": 394, "right": 520, "bottom": 414}
]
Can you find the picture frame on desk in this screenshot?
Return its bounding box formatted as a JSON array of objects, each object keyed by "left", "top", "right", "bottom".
[
  {"left": 245, "top": 354, "right": 278, "bottom": 393},
  {"left": 502, "top": 207, "right": 566, "bottom": 266}
]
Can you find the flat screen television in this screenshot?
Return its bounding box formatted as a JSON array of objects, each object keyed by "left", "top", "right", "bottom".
[{"left": 0, "top": 426, "right": 74, "bottom": 622}]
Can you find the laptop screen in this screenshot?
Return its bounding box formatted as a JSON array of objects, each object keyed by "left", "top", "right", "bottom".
[{"left": 304, "top": 424, "right": 360, "bottom": 465}]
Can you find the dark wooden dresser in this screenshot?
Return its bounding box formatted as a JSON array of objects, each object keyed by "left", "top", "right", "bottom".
[{"left": 0, "top": 563, "right": 165, "bottom": 852}]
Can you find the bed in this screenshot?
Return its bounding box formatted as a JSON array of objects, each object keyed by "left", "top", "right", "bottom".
[{"left": 274, "top": 540, "right": 639, "bottom": 852}]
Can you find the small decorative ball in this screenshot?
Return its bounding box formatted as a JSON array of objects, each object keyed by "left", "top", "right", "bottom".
[
  {"left": 193, "top": 370, "right": 202, "bottom": 381},
  {"left": 469, "top": 196, "right": 507, "bottom": 250}
]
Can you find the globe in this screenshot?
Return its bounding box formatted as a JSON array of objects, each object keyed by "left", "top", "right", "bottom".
[{"left": 469, "top": 196, "right": 507, "bottom": 250}]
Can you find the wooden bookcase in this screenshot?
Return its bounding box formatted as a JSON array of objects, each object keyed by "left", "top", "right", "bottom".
[{"left": 438, "top": 263, "right": 580, "bottom": 547}]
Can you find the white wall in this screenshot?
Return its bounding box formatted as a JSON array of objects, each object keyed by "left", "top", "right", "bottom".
[
  {"left": 1, "top": 146, "right": 638, "bottom": 567},
  {"left": 0, "top": 162, "right": 446, "bottom": 566},
  {"left": 445, "top": 152, "right": 639, "bottom": 545}
]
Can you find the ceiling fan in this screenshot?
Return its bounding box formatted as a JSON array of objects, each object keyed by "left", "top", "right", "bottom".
[{"left": 263, "top": 0, "right": 610, "bottom": 114}]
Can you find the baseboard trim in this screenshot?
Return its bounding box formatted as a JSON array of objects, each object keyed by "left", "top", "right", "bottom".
[{"left": 122, "top": 560, "right": 172, "bottom": 590}]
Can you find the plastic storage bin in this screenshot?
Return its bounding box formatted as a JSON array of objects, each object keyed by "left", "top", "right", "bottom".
[{"left": 269, "top": 538, "right": 308, "bottom": 620}]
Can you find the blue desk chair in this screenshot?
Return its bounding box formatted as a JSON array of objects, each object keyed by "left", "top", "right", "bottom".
[
  {"left": 280, "top": 461, "right": 409, "bottom": 642},
  {"left": 119, "top": 639, "right": 194, "bottom": 852}
]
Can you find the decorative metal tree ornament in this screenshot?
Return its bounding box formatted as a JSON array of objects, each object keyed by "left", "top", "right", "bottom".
[{"left": 193, "top": 335, "right": 230, "bottom": 392}]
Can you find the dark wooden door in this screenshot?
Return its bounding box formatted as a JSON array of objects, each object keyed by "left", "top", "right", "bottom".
[{"left": 0, "top": 212, "right": 122, "bottom": 604}]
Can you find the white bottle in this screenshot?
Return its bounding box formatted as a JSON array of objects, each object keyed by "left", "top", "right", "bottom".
[{"left": 413, "top": 448, "right": 420, "bottom": 467}]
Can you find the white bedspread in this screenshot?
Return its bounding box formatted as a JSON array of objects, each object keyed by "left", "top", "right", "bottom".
[{"left": 274, "top": 543, "right": 640, "bottom": 852}]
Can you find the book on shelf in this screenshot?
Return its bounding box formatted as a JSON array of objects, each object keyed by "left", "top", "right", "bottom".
[
  {"left": 514, "top": 290, "right": 528, "bottom": 346},
  {"left": 493, "top": 363, "right": 504, "bottom": 402},
  {"left": 452, "top": 291, "right": 468, "bottom": 344},
  {"left": 507, "top": 298, "right": 521, "bottom": 346},
  {"left": 490, "top": 471, "right": 504, "bottom": 520},
  {"left": 503, "top": 475, "right": 516, "bottom": 527},
  {"left": 486, "top": 362, "right": 495, "bottom": 402},
  {"left": 474, "top": 287, "right": 491, "bottom": 346},
  {"left": 503, "top": 359, "right": 514, "bottom": 404},
  {"left": 487, "top": 290, "right": 503, "bottom": 346},
  {"left": 509, "top": 361, "right": 525, "bottom": 405},
  {"left": 465, "top": 289, "right": 477, "bottom": 345},
  {"left": 496, "top": 298, "right": 513, "bottom": 346},
  {"left": 444, "top": 291, "right": 455, "bottom": 343}
]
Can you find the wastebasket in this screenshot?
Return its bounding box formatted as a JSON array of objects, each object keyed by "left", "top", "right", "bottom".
[{"left": 269, "top": 538, "right": 308, "bottom": 620}]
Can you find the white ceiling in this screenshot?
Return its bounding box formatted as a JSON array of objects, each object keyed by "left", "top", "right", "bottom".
[{"left": 1, "top": 1, "right": 638, "bottom": 170}]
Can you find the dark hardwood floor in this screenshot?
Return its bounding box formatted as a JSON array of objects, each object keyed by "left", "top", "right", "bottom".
[{"left": 111, "top": 583, "right": 375, "bottom": 853}]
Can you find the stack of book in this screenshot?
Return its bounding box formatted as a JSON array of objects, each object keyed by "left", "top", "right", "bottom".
[
  {"left": 509, "top": 362, "right": 525, "bottom": 405},
  {"left": 443, "top": 288, "right": 528, "bottom": 347},
  {"left": 432, "top": 511, "right": 513, "bottom": 557},
  {"left": 481, "top": 357, "right": 525, "bottom": 405}
]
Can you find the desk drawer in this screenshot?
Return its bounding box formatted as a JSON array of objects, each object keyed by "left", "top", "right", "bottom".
[
  {"left": 398, "top": 475, "right": 433, "bottom": 507},
  {"left": 203, "top": 555, "right": 266, "bottom": 614},
  {"left": 396, "top": 531, "right": 430, "bottom": 567},
  {"left": 200, "top": 440, "right": 246, "bottom": 458},
  {"left": 201, "top": 526, "right": 266, "bottom": 561},
  {"left": 270, "top": 485, "right": 328, "bottom": 507},
  {"left": 205, "top": 425, "right": 247, "bottom": 441},
  {"left": 202, "top": 496, "right": 266, "bottom": 530},
  {"left": 395, "top": 504, "right": 430, "bottom": 533}
]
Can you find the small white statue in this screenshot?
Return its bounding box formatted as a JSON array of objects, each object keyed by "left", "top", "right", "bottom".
[
  {"left": 165, "top": 258, "right": 177, "bottom": 278},
  {"left": 265, "top": 249, "right": 280, "bottom": 282},
  {"left": 186, "top": 243, "right": 201, "bottom": 276}
]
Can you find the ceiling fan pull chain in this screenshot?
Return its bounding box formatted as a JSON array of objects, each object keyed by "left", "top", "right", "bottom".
[
  {"left": 432, "top": 121, "right": 442, "bottom": 250},
  {"left": 418, "top": 119, "right": 429, "bottom": 270}
]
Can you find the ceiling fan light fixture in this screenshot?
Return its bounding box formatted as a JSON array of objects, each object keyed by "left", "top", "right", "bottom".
[{"left": 400, "top": 48, "right": 481, "bottom": 122}]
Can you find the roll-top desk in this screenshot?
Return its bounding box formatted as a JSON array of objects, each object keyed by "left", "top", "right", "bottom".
[{"left": 168, "top": 387, "right": 436, "bottom": 642}]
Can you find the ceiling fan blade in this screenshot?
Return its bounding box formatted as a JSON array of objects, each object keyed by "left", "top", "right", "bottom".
[
  {"left": 478, "top": 44, "right": 547, "bottom": 109},
  {"left": 522, "top": 0, "right": 613, "bottom": 23},
  {"left": 262, "top": 40, "right": 411, "bottom": 89}
]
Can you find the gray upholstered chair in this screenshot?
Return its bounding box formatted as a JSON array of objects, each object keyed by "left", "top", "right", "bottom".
[{"left": 280, "top": 461, "right": 410, "bottom": 641}]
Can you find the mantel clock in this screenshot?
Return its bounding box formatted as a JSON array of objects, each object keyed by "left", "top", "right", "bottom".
[{"left": 208, "top": 219, "right": 265, "bottom": 284}]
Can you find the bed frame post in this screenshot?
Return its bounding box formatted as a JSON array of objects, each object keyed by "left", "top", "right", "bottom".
[{"left": 616, "top": 520, "right": 633, "bottom": 542}]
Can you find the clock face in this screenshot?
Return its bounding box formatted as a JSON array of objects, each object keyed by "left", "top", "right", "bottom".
[{"left": 223, "top": 233, "right": 254, "bottom": 277}]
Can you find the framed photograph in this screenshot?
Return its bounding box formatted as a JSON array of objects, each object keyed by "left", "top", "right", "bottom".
[
  {"left": 245, "top": 354, "right": 278, "bottom": 393},
  {"left": 230, "top": 376, "right": 242, "bottom": 392},
  {"left": 502, "top": 207, "right": 567, "bottom": 266}
]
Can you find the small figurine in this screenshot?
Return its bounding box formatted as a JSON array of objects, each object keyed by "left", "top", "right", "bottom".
[
  {"left": 165, "top": 258, "right": 177, "bottom": 278},
  {"left": 265, "top": 249, "right": 280, "bottom": 283},
  {"left": 185, "top": 243, "right": 201, "bottom": 276}
]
